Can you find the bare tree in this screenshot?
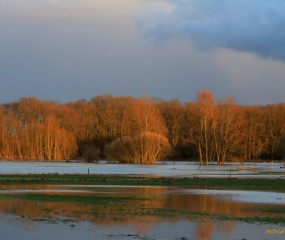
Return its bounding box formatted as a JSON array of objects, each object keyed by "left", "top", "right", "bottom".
[
  {"left": 213, "top": 98, "right": 244, "bottom": 164},
  {"left": 105, "top": 132, "right": 171, "bottom": 164},
  {"left": 157, "top": 99, "right": 185, "bottom": 157},
  {"left": 105, "top": 97, "right": 171, "bottom": 164},
  {"left": 194, "top": 89, "right": 216, "bottom": 164}
]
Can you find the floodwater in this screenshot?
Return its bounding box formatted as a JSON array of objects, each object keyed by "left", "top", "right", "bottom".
[
  {"left": 0, "top": 160, "right": 284, "bottom": 178},
  {"left": 0, "top": 185, "right": 285, "bottom": 240},
  {"left": 0, "top": 161, "right": 284, "bottom": 239}
]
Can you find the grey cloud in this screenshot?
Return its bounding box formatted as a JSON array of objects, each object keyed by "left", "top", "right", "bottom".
[{"left": 135, "top": 0, "right": 285, "bottom": 61}]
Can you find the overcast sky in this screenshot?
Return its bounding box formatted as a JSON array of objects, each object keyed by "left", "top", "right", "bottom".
[{"left": 1, "top": 0, "right": 285, "bottom": 105}]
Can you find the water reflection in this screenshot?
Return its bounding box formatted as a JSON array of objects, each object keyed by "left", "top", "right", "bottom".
[
  {"left": 0, "top": 185, "right": 284, "bottom": 240},
  {"left": 0, "top": 198, "right": 236, "bottom": 239}
]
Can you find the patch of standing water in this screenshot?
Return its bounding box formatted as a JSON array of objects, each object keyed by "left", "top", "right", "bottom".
[
  {"left": 0, "top": 212, "right": 284, "bottom": 240},
  {"left": 0, "top": 160, "right": 284, "bottom": 178},
  {"left": 0, "top": 184, "right": 285, "bottom": 239},
  {"left": 179, "top": 189, "right": 285, "bottom": 204}
]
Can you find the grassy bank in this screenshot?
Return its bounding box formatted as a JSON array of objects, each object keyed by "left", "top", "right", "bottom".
[{"left": 0, "top": 173, "right": 284, "bottom": 191}]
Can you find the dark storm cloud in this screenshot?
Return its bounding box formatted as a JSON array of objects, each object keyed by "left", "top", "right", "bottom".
[
  {"left": 135, "top": 0, "right": 285, "bottom": 61},
  {"left": 1, "top": 0, "right": 285, "bottom": 105}
]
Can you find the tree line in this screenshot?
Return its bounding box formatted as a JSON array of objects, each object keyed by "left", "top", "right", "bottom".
[{"left": 0, "top": 90, "right": 285, "bottom": 164}]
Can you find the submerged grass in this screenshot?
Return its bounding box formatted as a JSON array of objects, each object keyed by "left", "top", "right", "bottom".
[
  {"left": 128, "top": 206, "right": 285, "bottom": 224},
  {"left": 0, "top": 193, "right": 149, "bottom": 205},
  {"left": 1, "top": 191, "right": 285, "bottom": 225},
  {"left": 0, "top": 173, "right": 284, "bottom": 191},
  {"left": 0, "top": 173, "right": 285, "bottom": 225},
  {"left": 248, "top": 207, "right": 285, "bottom": 214}
]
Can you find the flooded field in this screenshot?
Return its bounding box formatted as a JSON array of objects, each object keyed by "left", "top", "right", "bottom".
[
  {"left": 0, "top": 161, "right": 284, "bottom": 239},
  {"left": 0, "top": 184, "right": 285, "bottom": 240},
  {"left": 0, "top": 160, "right": 284, "bottom": 178}
]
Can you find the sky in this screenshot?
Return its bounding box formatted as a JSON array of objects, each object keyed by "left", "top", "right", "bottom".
[{"left": 1, "top": 0, "right": 285, "bottom": 105}]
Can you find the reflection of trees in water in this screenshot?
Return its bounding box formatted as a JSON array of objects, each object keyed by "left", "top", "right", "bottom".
[
  {"left": 196, "top": 220, "right": 213, "bottom": 240},
  {"left": 164, "top": 193, "right": 246, "bottom": 214},
  {"left": 0, "top": 187, "right": 276, "bottom": 239},
  {"left": 195, "top": 220, "right": 236, "bottom": 240}
]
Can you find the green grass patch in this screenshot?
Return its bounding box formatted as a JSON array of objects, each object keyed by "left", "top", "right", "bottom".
[
  {"left": 0, "top": 174, "right": 284, "bottom": 191},
  {"left": 0, "top": 193, "right": 149, "bottom": 205},
  {"left": 247, "top": 207, "right": 285, "bottom": 214}
]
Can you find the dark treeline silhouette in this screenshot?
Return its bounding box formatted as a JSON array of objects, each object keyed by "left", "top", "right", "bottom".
[{"left": 1, "top": 90, "right": 285, "bottom": 163}]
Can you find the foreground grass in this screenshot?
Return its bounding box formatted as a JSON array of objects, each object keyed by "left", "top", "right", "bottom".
[{"left": 0, "top": 173, "right": 284, "bottom": 191}]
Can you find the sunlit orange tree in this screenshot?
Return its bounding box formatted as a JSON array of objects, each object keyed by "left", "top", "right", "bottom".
[
  {"left": 185, "top": 90, "right": 244, "bottom": 164},
  {"left": 104, "top": 97, "right": 171, "bottom": 163}
]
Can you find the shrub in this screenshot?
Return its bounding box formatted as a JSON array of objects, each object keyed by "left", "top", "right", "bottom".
[{"left": 104, "top": 132, "right": 171, "bottom": 164}]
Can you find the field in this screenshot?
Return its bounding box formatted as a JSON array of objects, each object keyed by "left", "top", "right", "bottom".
[{"left": 0, "top": 165, "right": 284, "bottom": 239}]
